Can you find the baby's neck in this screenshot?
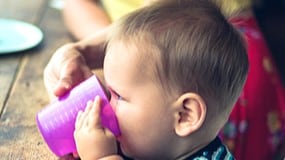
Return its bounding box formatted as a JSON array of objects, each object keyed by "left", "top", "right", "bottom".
[{"left": 175, "top": 138, "right": 213, "bottom": 160}]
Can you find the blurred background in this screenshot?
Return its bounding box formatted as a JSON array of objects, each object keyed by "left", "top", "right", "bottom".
[{"left": 254, "top": 0, "right": 285, "bottom": 83}]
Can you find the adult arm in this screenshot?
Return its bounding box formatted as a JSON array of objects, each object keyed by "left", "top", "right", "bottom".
[
  {"left": 63, "top": 0, "right": 112, "bottom": 40},
  {"left": 45, "top": 0, "right": 160, "bottom": 99},
  {"left": 44, "top": 27, "right": 109, "bottom": 99}
]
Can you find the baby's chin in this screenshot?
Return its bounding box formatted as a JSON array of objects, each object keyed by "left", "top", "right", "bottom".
[{"left": 117, "top": 137, "right": 145, "bottom": 159}]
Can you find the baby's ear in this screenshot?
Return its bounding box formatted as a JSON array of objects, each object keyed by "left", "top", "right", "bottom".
[{"left": 174, "top": 93, "right": 206, "bottom": 137}]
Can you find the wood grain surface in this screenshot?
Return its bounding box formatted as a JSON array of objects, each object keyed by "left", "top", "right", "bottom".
[{"left": 0, "top": 0, "right": 72, "bottom": 159}]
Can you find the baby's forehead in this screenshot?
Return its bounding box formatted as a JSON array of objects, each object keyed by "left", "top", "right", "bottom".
[
  {"left": 105, "top": 39, "right": 165, "bottom": 92},
  {"left": 108, "top": 37, "right": 158, "bottom": 61},
  {"left": 108, "top": 38, "right": 161, "bottom": 79}
]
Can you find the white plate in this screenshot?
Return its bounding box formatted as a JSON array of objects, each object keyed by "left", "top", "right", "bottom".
[{"left": 0, "top": 18, "right": 43, "bottom": 54}]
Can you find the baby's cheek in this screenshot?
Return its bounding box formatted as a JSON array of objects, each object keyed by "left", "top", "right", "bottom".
[{"left": 109, "top": 98, "right": 117, "bottom": 109}]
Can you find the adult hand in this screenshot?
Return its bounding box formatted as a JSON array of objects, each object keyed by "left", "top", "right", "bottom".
[{"left": 44, "top": 43, "right": 94, "bottom": 99}]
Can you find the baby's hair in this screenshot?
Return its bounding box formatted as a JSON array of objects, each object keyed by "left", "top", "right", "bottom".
[{"left": 108, "top": 0, "right": 248, "bottom": 126}]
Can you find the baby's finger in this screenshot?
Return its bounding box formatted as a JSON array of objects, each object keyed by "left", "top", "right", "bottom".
[
  {"left": 84, "top": 100, "right": 93, "bottom": 113},
  {"left": 82, "top": 101, "right": 93, "bottom": 126},
  {"left": 91, "top": 96, "right": 103, "bottom": 128},
  {"left": 75, "top": 110, "right": 83, "bottom": 130},
  {"left": 105, "top": 128, "right": 116, "bottom": 138}
]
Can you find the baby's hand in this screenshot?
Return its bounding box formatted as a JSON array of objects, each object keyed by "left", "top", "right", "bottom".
[{"left": 74, "top": 96, "right": 118, "bottom": 160}]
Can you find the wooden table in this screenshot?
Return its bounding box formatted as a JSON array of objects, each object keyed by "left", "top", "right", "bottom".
[{"left": 0, "top": 0, "right": 72, "bottom": 159}]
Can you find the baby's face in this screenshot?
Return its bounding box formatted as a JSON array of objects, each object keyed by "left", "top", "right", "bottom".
[{"left": 103, "top": 41, "right": 177, "bottom": 159}]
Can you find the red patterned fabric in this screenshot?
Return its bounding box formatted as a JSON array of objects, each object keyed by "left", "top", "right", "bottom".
[{"left": 220, "top": 16, "right": 285, "bottom": 160}]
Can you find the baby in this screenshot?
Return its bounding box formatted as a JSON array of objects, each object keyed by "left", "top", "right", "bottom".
[{"left": 74, "top": 0, "right": 249, "bottom": 159}]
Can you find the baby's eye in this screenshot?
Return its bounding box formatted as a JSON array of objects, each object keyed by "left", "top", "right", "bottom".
[
  {"left": 110, "top": 90, "right": 123, "bottom": 101},
  {"left": 117, "top": 94, "right": 123, "bottom": 100},
  {"left": 113, "top": 92, "right": 122, "bottom": 100}
]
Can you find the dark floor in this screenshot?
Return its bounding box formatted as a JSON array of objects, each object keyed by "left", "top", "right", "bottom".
[{"left": 254, "top": 0, "right": 285, "bottom": 84}]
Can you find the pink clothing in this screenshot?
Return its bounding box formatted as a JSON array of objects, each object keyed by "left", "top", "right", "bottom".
[{"left": 220, "top": 16, "right": 285, "bottom": 160}]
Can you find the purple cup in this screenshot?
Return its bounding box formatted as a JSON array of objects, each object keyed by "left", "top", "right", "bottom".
[{"left": 36, "top": 75, "right": 121, "bottom": 157}]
